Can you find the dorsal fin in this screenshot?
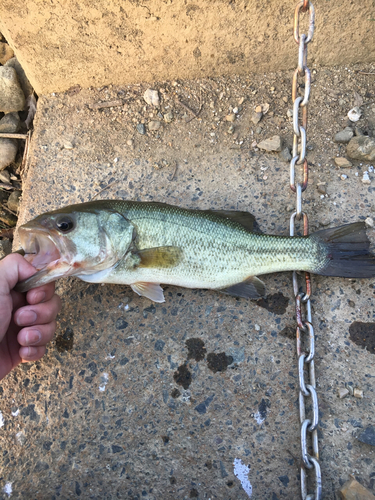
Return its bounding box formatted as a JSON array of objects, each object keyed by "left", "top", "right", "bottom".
[{"left": 205, "top": 210, "right": 257, "bottom": 232}]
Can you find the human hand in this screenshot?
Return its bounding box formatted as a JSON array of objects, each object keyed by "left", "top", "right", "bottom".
[{"left": 0, "top": 253, "right": 61, "bottom": 381}]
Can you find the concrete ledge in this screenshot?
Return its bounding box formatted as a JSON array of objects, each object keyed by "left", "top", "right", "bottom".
[{"left": 0, "top": 0, "right": 375, "bottom": 94}]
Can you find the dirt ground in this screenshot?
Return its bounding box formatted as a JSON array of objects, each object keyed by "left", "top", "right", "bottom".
[{"left": 1, "top": 62, "right": 375, "bottom": 499}]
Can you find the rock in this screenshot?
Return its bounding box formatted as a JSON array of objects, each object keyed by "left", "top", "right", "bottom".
[
  {"left": 348, "top": 106, "right": 362, "bottom": 122},
  {"left": 0, "top": 42, "right": 14, "bottom": 64},
  {"left": 126, "top": 139, "right": 134, "bottom": 148},
  {"left": 0, "top": 209, "right": 17, "bottom": 227},
  {"left": 338, "top": 388, "right": 349, "bottom": 399},
  {"left": 232, "top": 107, "right": 239, "bottom": 114},
  {"left": 341, "top": 174, "right": 348, "bottom": 180},
  {"left": 64, "top": 141, "right": 74, "bottom": 150},
  {"left": 0, "top": 66, "right": 25, "bottom": 113},
  {"left": 365, "top": 217, "right": 374, "bottom": 228},
  {"left": 251, "top": 111, "right": 262, "bottom": 125},
  {"left": 357, "top": 426, "right": 375, "bottom": 447},
  {"left": 227, "top": 125, "right": 235, "bottom": 134},
  {"left": 143, "top": 89, "right": 159, "bottom": 107},
  {"left": 362, "top": 172, "right": 371, "bottom": 185},
  {"left": 0, "top": 138, "right": 18, "bottom": 170},
  {"left": 353, "top": 388, "right": 363, "bottom": 399},
  {"left": 338, "top": 477, "right": 375, "bottom": 500},
  {"left": 5, "top": 57, "right": 33, "bottom": 97},
  {"left": 255, "top": 127, "right": 262, "bottom": 135},
  {"left": 7, "top": 190, "right": 21, "bottom": 212},
  {"left": 335, "top": 157, "right": 352, "bottom": 168},
  {"left": 164, "top": 111, "right": 173, "bottom": 123},
  {"left": 317, "top": 183, "right": 327, "bottom": 195},
  {"left": 278, "top": 147, "right": 292, "bottom": 162},
  {"left": 0, "top": 112, "right": 20, "bottom": 133},
  {"left": 0, "top": 169, "right": 10, "bottom": 183},
  {"left": 0, "top": 239, "right": 12, "bottom": 259},
  {"left": 258, "top": 135, "right": 282, "bottom": 152},
  {"left": 334, "top": 127, "right": 354, "bottom": 143},
  {"left": 347, "top": 136, "right": 375, "bottom": 161},
  {"left": 148, "top": 120, "right": 161, "bottom": 131},
  {"left": 136, "top": 123, "right": 146, "bottom": 135},
  {"left": 225, "top": 113, "right": 236, "bottom": 122},
  {"left": 286, "top": 109, "right": 293, "bottom": 118}
]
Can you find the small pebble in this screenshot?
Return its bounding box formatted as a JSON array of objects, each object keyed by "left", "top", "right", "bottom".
[
  {"left": 338, "top": 388, "right": 349, "bottom": 399},
  {"left": 317, "top": 183, "right": 327, "bottom": 195},
  {"left": 225, "top": 113, "right": 236, "bottom": 122},
  {"left": 232, "top": 107, "right": 239, "bottom": 114},
  {"left": 136, "top": 123, "right": 146, "bottom": 135},
  {"left": 335, "top": 157, "right": 352, "bottom": 168},
  {"left": 227, "top": 125, "right": 235, "bottom": 134},
  {"left": 0, "top": 138, "right": 17, "bottom": 170},
  {"left": 251, "top": 112, "right": 262, "bottom": 125},
  {"left": 362, "top": 171, "right": 371, "bottom": 185},
  {"left": 143, "top": 89, "right": 159, "bottom": 106},
  {"left": 340, "top": 174, "right": 348, "bottom": 180},
  {"left": 348, "top": 106, "right": 362, "bottom": 122},
  {"left": 257, "top": 135, "right": 282, "bottom": 152},
  {"left": 148, "top": 120, "right": 161, "bottom": 131},
  {"left": 254, "top": 324, "right": 260, "bottom": 331},
  {"left": 255, "top": 127, "right": 262, "bottom": 134},
  {"left": 353, "top": 388, "right": 363, "bottom": 399},
  {"left": 369, "top": 165, "right": 374, "bottom": 173},
  {"left": 164, "top": 111, "right": 173, "bottom": 123},
  {"left": 334, "top": 127, "right": 353, "bottom": 144},
  {"left": 286, "top": 109, "right": 293, "bottom": 118},
  {"left": 64, "top": 141, "right": 73, "bottom": 150},
  {"left": 7, "top": 190, "right": 21, "bottom": 212},
  {"left": 278, "top": 147, "right": 292, "bottom": 163},
  {"left": 0, "top": 42, "right": 14, "bottom": 65},
  {"left": 365, "top": 217, "right": 374, "bottom": 228},
  {"left": 126, "top": 139, "right": 134, "bottom": 147}
]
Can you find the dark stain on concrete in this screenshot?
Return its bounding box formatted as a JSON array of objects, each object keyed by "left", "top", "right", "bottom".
[
  {"left": 349, "top": 321, "right": 375, "bottom": 354},
  {"left": 279, "top": 325, "right": 295, "bottom": 339},
  {"left": 186, "top": 338, "right": 206, "bottom": 361},
  {"left": 206, "top": 352, "right": 233, "bottom": 373},
  {"left": 173, "top": 363, "right": 192, "bottom": 389},
  {"left": 55, "top": 327, "right": 74, "bottom": 352},
  {"left": 189, "top": 489, "right": 198, "bottom": 498},
  {"left": 257, "top": 292, "right": 289, "bottom": 315}
]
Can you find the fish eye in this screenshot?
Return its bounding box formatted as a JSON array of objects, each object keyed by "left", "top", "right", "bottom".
[{"left": 55, "top": 216, "right": 75, "bottom": 233}]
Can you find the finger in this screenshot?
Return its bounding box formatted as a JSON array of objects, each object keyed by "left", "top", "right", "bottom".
[
  {"left": 26, "top": 281, "right": 56, "bottom": 305},
  {"left": 14, "top": 294, "right": 61, "bottom": 327},
  {"left": 19, "top": 345, "right": 46, "bottom": 363},
  {"left": 0, "top": 254, "right": 38, "bottom": 295},
  {"left": 17, "top": 321, "right": 57, "bottom": 348}
]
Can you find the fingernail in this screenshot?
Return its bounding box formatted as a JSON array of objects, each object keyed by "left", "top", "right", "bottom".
[
  {"left": 25, "top": 329, "right": 41, "bottom": 345},
  {"left": 17, "top": 310, "right": 37, "bottom": 326},
  {"left": 33, "top": 291, "right": 46, "bottom": 303},
  {"left": 25, "top": 346, "right": 38, "bottom": 358}
]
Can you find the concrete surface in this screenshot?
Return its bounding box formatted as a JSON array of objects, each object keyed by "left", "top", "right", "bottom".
[
  {"left": 1, "top": 66, "right": 375, "bottom": 499},
  {"left": 0, "top": 0, "right": 375, "bottom": 94}
]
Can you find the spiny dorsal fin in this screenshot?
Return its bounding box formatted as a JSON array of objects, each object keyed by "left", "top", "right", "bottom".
[
  {"left": 206, "top": 210, "right": 257, "bottom": 232},
  {"left": 219, "top": 276, "right": 266, "bottom": 299},
  {"left": 131, "top": 282, "right": 165, "bottom": 302},
  {"left": 136, "top": 246, "right": 182, "bottom": 269}
]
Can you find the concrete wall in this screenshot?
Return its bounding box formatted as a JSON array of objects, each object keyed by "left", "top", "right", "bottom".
[{"left": 0, "top": 0, "right": 374, "bottom": 94}]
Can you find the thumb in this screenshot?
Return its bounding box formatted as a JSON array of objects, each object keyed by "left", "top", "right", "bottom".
[{"left": 0, "top": 253, "right": 38, "bottom": 295}]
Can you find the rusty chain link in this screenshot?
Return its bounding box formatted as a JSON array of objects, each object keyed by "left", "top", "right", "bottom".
[{"left": 290, "top": 2, "right": 322, "bottom": 499}]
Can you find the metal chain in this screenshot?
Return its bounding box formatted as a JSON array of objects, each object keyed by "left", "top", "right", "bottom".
[{"left": 290, "top": 2, "right": 322, "bottom": 499}]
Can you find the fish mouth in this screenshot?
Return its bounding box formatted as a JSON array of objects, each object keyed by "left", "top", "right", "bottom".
[
  {"left": 15, "top": 227, "right": 73, "bottom": 292},
  {"left": 20, "top": 228, "right": 62, "bottom": 270}
]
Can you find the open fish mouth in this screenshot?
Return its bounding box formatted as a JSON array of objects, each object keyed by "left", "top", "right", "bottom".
[
  {"left": 20, "top": 229, "right": 62, "bottom": 271},
  {"left": 15, "top": 227, "right": 73, "bottom": 293}
]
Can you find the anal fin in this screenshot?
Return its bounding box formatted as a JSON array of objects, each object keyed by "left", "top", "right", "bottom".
[
  {"left": 131, "top": 282, "right": 165, "bottom": 303},
  {"left": 219, "top": 276, "right": 266, "bottom": 299}
]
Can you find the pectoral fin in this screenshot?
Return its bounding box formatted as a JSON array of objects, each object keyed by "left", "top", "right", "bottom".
[
  {"left": 136, "top": 246, "right": 182, "bottom": 269},
  {"left": 219, "top": 276, "right": 266, "bottom": 299},
  {"left": 131, "top": 282, "right": 165, "bottom": 303}
]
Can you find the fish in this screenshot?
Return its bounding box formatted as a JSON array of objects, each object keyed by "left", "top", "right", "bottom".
[{"left": 15, "top": 200, "right": 375, "bottom": 302}]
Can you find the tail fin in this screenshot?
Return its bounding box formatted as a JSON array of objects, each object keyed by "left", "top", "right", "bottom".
[{"left": 313, "top": 222, "right": 375, "bottom": 278}]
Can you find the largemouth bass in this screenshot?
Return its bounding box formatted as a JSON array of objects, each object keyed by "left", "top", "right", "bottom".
[{"left": 15, "top": 200, "right": 375, "bottom": 302}]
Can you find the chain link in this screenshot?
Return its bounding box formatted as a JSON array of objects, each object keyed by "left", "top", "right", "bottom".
[{"left": 290, "top": 2, "right": 321, "bottom": 499}]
